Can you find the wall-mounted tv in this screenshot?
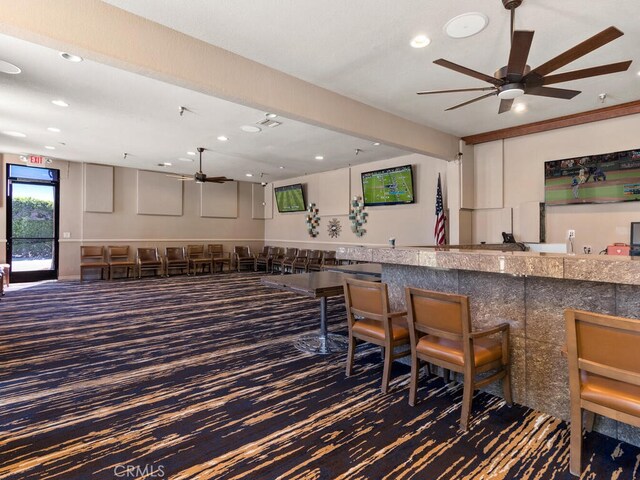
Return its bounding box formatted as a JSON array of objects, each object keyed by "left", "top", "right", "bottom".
[
  {"left": 361, "top": 164, "right": 415, "bottom": 206},
  {"left": 544, "top": 148, "right": 640, "bottom": 206},
  {"left": 274, "top": 183, "right": 306, "bottom": 213}
]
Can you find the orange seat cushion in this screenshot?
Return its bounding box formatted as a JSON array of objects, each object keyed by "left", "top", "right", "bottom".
[
  {"left": 416, "top": 335, "right": 502, "bottom": 367},
  {"left": 352, "top": 318, "right": 409, "bottom": 342},
  {"left": 581, "top": 372, "right": 640, "bottom": 417}
]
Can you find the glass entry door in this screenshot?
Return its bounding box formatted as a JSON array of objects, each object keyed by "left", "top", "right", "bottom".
[{"left": 6, "top": 165, "right": 60, "bottom": 282}]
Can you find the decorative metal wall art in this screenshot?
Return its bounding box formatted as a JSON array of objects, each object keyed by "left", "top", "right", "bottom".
[
  {"left": 305, "top": 202, "right": 320, "bottom": 237},
  {"left": 349, "top": 195, "right": 367, "bottom": 237},
  {"left": 327, "top": 218, "right": 341, "bottom": 238}
]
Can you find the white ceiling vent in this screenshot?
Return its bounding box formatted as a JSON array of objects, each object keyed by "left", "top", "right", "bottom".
[{"left": 256, "top": 118, "right": 282, "bottom": 128}]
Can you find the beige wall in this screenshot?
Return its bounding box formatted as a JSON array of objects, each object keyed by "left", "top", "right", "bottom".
[
  {"left": 264, "top": 153, "right": 449, "bottom": 248},
  {"left": 0, "top": 154, "right": 264, "bottom": 278},
  {"left": 473, "top": 113, "right": 640, "bottom": 252}
]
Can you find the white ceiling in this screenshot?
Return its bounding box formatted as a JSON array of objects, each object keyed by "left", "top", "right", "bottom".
[
  {"left": 0, "top": 33, "right": 407, "bottom": 181},
  {"left": 105, "top": 0, "right": 640, "bottom": 136},
  {"left": 1, "top": 0, "right": 640, "bottom": 180}
]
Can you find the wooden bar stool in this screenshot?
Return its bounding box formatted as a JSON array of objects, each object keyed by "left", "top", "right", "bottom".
[
  {"left": 343, "top": 277, "right": 409, "bottom": 393},
  {"left": 404, "top": 287, "right": 512, "bottom": 431},
  {"left": 565, "top": 309, "right": 640, "bottom": 476}
]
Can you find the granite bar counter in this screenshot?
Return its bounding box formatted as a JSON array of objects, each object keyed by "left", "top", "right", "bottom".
[{"left": 337, "top": 246, "right": 640, "bottom": 446}]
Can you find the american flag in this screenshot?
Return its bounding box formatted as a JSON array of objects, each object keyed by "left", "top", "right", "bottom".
[{"left": 434, "top": 173, "right": 446, "bottom": 245}]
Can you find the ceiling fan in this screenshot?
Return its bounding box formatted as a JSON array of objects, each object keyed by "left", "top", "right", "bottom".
[
  {"left": 417, "top": 0, "right": 632, "bottom": 114},
  {"left": 167, "top": 147, "right": 233, "bottom": 184}
]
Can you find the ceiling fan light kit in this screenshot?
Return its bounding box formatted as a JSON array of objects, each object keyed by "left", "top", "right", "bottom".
[{"left": 419, "top": 0, "right": 632, "bottom": 114}]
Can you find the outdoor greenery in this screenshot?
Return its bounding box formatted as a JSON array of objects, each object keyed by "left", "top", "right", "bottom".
[{"left": 11, "top": 197, "right": 54, "bottom": 259}]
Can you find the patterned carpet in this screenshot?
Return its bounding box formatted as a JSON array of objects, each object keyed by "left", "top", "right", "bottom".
[{"left": 0, "top": 272, "right": 638, "bottom": 480}]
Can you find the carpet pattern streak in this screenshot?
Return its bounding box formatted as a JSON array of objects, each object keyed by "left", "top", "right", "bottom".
[{"left": 0, "top": 273, "right": 638, "bottom": 479}]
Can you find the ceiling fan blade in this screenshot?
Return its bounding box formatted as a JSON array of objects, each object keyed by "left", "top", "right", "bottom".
[
  {"left": 445, "top": 92, "right": 496, "bottom": 111},
  {"left": 166, "top": 173, "right": 191, "bottom": 180},
  {"left": 525, "top": 86, "right": 581, "bottom": 99},
  {"left": 506, "top": 30, "right": 534, "bottom": 80},
  {"left": 417, "top": 87, "right": 495, "bottom": 95},
  {"left": 204, "top": 176, "right": 233, "bottom": 183},
  {"left": 434, "top": 59, "right": 503, "bottom": 86},
  {"left": 525, "top": 26, "right": 624, "bottom": 80},
  {"left": 498, "top": 99, "right": 514, "bottom": 114},
  {"left": 542, "top": 60, "right": 632, "bottom": 85}
]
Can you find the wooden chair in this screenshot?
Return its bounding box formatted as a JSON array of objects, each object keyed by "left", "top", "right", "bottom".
[
  {"left": 165, "top": 247, "right": 189, "bottom": 277},
  {"left": 287, "top": 249, "right": 308, "bottom": 273},
  {"left": 187, "top": 245, "right": 212, "bottom": 275},
  {"left": 272, "top": 247, "right": 298, "bottom": 274},
  {"left": 136, "top": 247, "right": 164, "bottom": 278},
  {"left": 565, "top": 309, "right": 640, "bottom": 476},
  {"left": 321, "top": 250, "right": 338, "bottom": 270},
  {"left": 404, "top": 287, "right": 512, "bottom": 431},
  {"left": 1, "top": 263, "right": 11, "bottom": 287},
  {"left": 80, "top": 246, "right": 109, "bottom": 281},
  {"left": 208, "top": 244, "right": 231, "bottom": 273},
  {"left": 234, "top": 246, "right": 254, "bottom": 272},
  {"left": 106, "top": 246, "right": 135, "bottom": 280},
  {"left": 268, "top": 247, "right": 285, "bottom": 273},
  {"left": 343, "top": 277, "right": 410, "bottom": 393},
  {"left": 305, "top": 250, "right": 322, "bottom": 272},
  {"left": 254, "top": 246, "right": 274, "bottom": 272}
]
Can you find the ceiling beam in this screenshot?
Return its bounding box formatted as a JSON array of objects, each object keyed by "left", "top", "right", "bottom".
[
  {"left": 462, "top": 100, "right": 640, "bottom": 145},
  {"left": 0, "top": 0, "right": 459, "bottom": 161}
]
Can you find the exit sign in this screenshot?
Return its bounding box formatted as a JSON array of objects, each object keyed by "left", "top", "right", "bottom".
[{"left": 29, "top": 156, "right": 45, "bottom": 164}]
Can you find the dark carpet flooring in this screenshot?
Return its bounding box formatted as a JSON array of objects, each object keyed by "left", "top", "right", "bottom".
[{"left": 0, "top": 272, "right": 638, "bottom": 479}]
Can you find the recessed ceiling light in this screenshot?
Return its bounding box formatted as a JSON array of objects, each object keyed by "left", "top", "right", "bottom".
[
  {"left": 178, "top": 157, "right": 194, "bottom": 162},
  {"left": 163, "top": 162, "right": 172, "bottom": 166},
  {"left": 373, "top": 142, "right": 381, "bottom": 146},
  {"left": 52, "top": 99, "right": 69, "bottom": 107},
  {"left": 315, "top": 155, "right": 324, "bottom": 160},
  {"left": 2, "top": 131, "right": 27, "bottom": 137},
  {"left": 59, "top": 52, "right": 83, "bottom": 63},
  {"left": 47, "top": 127, "right": 61, "bottom": 132},
  {"left": 514, "top": 103, "right": 527, "bottom": 113},
  {"left": 241, "top": 125, "right": 261, "bottom": 133},
  {"left": 45, "top": 145, "right": 56, "bottom": 150},
  {"left": 217, "top": 135, "right": 228, "bottom": 141},
  {"left": 0, "top": 60, "right": 21, "bottom": 74},
  {"left": 637, "top": 70, "right": 640, "bottom": 76},
  {"left": 410, "top": 35, "right": 431, "bottom": 48},
  {"left": 444, "top": 12, "right": 489, "bottom": 39},
  {"left": 279, "top": 166, "right": 285, "bottom": 169},
  {"left": 265, "top": 113, "right": 277, "bottom": 118},
  {"left": 187, "top": 151, "right": 196, "bottom": 156},
  {"left": 245, "top": 173, "right": 253, "bottom": 177}
]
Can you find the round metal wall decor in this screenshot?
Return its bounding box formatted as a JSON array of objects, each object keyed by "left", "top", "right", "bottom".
[
  {"left": 349, "top": 195, "right": 367, "bottom": 237},
  {"left": 305, "top": 202, "right": 320, "bottom": 237},
  {"left": 327, "top": 218, "right": 341, "bottom": 238}
]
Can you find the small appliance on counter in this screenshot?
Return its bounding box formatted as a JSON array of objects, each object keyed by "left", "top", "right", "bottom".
[{"left": 607, "top": 243, "right": 630, "bottom": 256}]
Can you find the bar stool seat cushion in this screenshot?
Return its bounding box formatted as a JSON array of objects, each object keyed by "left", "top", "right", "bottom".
[
  {"left": 581, "top": 371, "right": 640, "bottom": 417},
  {"left": 416, "top": 335, "right": 502, "bottom": 367},
  {"left": 352, "top": 318, "right": 409, "bottom": 341}
]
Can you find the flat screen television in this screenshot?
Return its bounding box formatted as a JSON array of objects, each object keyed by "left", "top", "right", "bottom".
[
  {"left": 274, "top": 183, "right": 306, "bottom": 213},
  {"left": 544, "top": 148, "right": 640, "bottom": 205},
  {"left": 361, "top": 164, "right": 415, "bottom": 206}
]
